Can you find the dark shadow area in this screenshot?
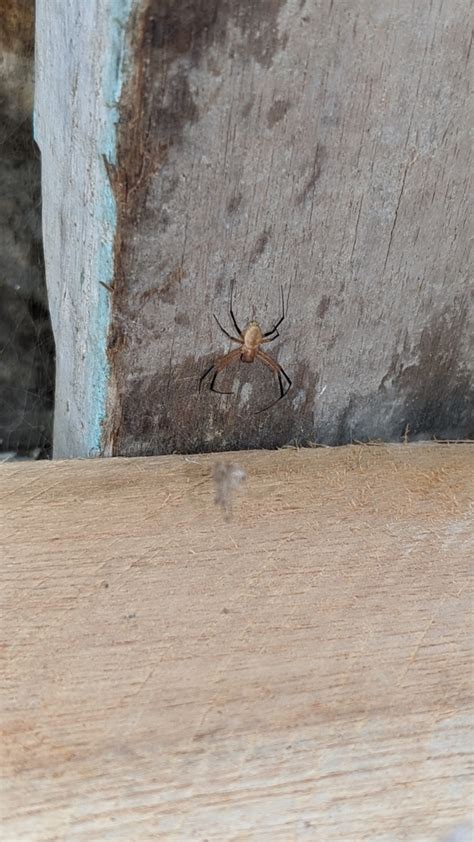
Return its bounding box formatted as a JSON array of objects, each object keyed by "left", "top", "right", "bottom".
[{"left": 0, "top": 1, "right": 55, "bottom": 458}]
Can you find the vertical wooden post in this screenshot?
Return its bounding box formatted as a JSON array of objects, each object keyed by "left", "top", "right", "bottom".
[
  {"left": 35, "top": 1, "right": 133, "bottom": 457},
  {"left": 36, "top": 2, "right": 473, "bottom": 457}
]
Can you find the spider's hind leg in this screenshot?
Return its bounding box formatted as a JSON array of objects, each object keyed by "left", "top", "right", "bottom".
[
  {"left": 199, "top": 364, "right": 215, "bottom": 392},
  {"left": 200, "top": 347, "right": 241, "bottom": 395},
  {"left": 199, "top": 365, "right": 233, "bottom": 395},
  {"left": 209, "top": 370, "right": 234, "bottom": 395},
  {"left": 254, "top": 348, "right": 292, "bottom": 413}
]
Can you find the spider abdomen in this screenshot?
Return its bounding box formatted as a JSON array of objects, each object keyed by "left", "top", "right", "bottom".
[{"left": 242, "top": 321, "right": 264, "bottom": 351}]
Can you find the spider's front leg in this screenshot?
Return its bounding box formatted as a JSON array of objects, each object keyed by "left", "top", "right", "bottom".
[
  {"left": 262, "top": 285, "right": 288, "bottom": 342},
  {"left": 213, "top": 315, "right": 241, "bottom": 343},
  {"left": 229, "top": 278, "right": 243, "bottom": 336}
]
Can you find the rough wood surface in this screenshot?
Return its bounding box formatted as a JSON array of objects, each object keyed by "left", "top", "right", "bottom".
[
  {"left": 110, "top": 0, "right": 474, "bottom": 455},
  {"left": 34, "top": 0, "right": 133, "bottom": 458},
  {"left": 1, "top": 443, "right": 472, "bottom": 840},
  {"left": 35, "top": 1, "right": 473, "bottom": 458}
]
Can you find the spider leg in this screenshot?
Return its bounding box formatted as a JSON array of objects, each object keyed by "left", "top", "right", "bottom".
[
  {"left": 199, "top": 364, "right": 215, "bottom": 391},
  {"left": 254, "top": 348, "right": 292, "bottom": 412},
  {"left": 199, "top": 347, "right": 241, "bottom": 395},
  {"left": 213, "top": 314, "right": 241, "bottom": 343},
  {"left": 209, "top": 371, "right": 234, "bottom": 395},
  {"left": 261, "top": 326, "right": 280, "bottom": 343},
  {"left": 263, "top": 285, "right": 288, "bottom": 340},
  {"left": 229, "top": 278, "right": 243, "bottom": 336}
]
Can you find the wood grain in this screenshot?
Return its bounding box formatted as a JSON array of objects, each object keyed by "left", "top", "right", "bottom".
[
  {"left": 109, "top": 0, "right": 473, "bottom": 454},
  {"left": 34, "top": 0, "right": 130, "bottom": 458},
  {"left": 1, "top": 444, "right": 472, "bottom": 840},
  {"left": 35, "top": 1, "right": 473, "bottom": 457}
]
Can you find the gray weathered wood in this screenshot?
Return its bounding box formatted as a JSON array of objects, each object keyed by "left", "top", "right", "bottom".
[
  {"left": 34, "top": 1, "right": 130, "bottom": 458},
  {"left": 37, "top": 1, "right": 473, "bottom": 457}
]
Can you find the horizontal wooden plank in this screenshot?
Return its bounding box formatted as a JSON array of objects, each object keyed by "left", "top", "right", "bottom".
[{"left": 1, "top": 444, "right": 472, "bottom": 839}]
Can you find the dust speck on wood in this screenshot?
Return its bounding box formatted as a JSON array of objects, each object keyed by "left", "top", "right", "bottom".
[{"left": 212, "top": 461, "right": 246, "bottom": 521}]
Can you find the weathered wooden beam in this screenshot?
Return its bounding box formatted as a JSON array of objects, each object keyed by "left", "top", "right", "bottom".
[
  {"left": 34, "top": 1, "right": 134, "bottom": 457},
  {"left": 36, "top": 2, "right": 473, "bottom": 457},
  {"left": 2, "top": 444, "right": 472, "bottom": 837}
]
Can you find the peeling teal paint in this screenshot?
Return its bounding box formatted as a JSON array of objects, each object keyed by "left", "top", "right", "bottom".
[
  {"left": 88, "top": 0, "right": 134, "bottom": 456},
  {"left": 35, "top": 2, "right": 137, "bottom": 457}
]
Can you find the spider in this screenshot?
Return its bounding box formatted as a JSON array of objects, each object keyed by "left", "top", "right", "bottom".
[{"left": 199, "top": 281, "right": 292, "bottom": 412}]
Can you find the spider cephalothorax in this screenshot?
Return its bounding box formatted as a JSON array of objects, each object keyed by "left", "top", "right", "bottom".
[{"left": 200, "top": 282, "right": 291, "bottom": 413}]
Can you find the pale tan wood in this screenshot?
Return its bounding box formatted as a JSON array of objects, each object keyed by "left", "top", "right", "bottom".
[{"left": 1, "top": 444, "right": 473, "bottom": 840}]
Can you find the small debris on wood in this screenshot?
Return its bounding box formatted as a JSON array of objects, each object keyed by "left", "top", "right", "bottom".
[
  {"left": 100, "top": 281, "right": 115, "bottom": 293},
  {"left": 212, "top": 461, "right": 246, "bottom": 521}
]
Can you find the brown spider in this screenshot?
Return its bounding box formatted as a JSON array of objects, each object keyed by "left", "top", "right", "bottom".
[{"left": 200, "top": 282, "right": 292, "bottom": 412}]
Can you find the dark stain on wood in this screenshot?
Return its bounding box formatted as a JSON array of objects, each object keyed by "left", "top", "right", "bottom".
[
  {"left": 323, "top": 306, "right": 473, "bottom": 445},
  {"left": 296, "top": 144, "right": 324, "bottom": 205},
  {"left": 267, "top": 98, "right": 290, "bottom": 128},
  {"left": 227, "top": 192, "right": 242, "bottom": 214},
  {"left": 159, "top": 266, "right": 187, "bottom": 304},
  {"left": 241, "top": 96, "right": 254, "bottom": 118},
  {"left": 118, "top": 356, "right": 317, "bottom": 456},
  {"left": 157, "top": 208, "right": 170, "bottom": 231},
  {"left": 316, "top": 295, "right": 331, "bottom": 319},
  {"left": 113, "top": 0, "right": 288, "bottom": 217},
  {"left": 175, "top": 312, "right": 191, "bottom": 328},
  {"left": 249, "top": 227, "right": 272, "bottom": 265},
  {"left": 227, "top": 1, "right": 288, "bottom": 69},
  {"left": 391, "top": 307, "right": 473, "bottom": 439},
  {"left": 140, "top": 266, "right": 186, "bottom": 306}
]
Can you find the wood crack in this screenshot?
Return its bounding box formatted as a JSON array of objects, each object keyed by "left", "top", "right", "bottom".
[{"left": 383, "top": 162, "right": 410, "bottom": 273}]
